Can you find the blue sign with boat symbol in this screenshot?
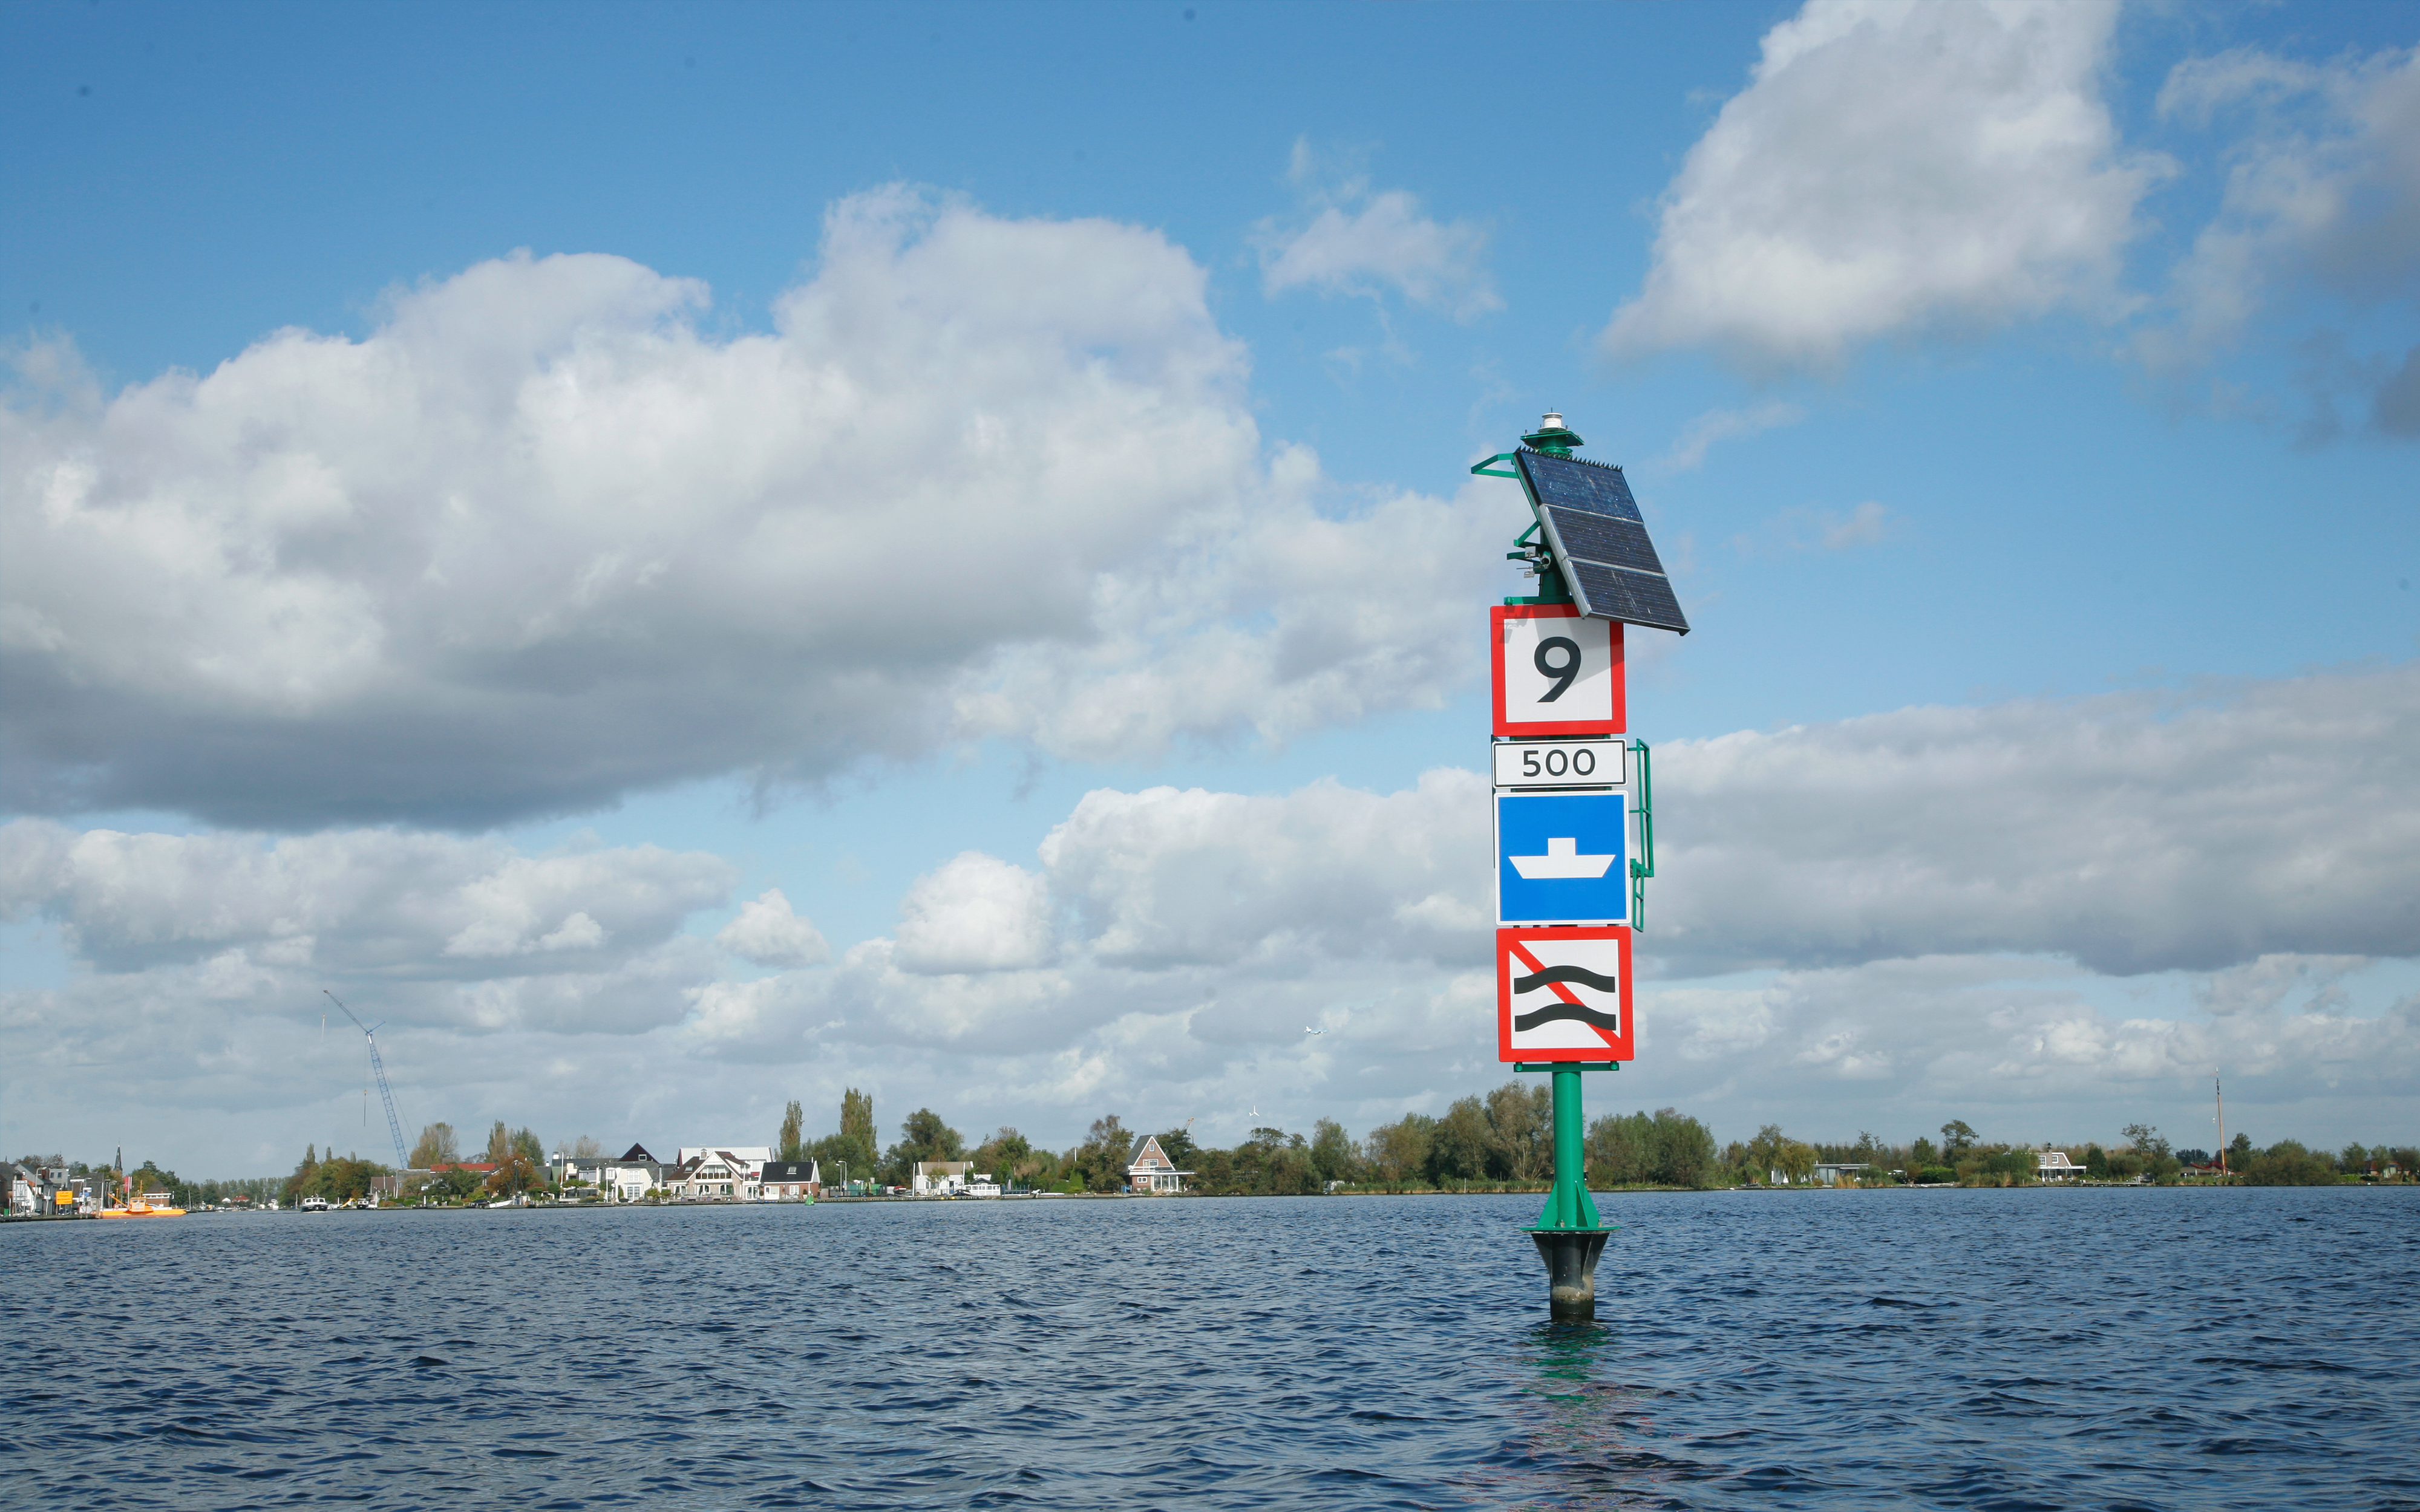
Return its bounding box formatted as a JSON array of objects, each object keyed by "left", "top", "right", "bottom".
[{"left": 1495, "top": 790, "right": 1629, "bottom": 927}]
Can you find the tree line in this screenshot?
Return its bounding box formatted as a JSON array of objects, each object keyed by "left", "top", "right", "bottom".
[
  {"left": 771, "top": 1082, "right": 1722, "bottom": 1194},
  {"left": 1725, "top": 1120, "right": 2419, "bottom": 1187},
  {"left": 30, "top": 1101, "right": 2408, "bottom": 1208}
]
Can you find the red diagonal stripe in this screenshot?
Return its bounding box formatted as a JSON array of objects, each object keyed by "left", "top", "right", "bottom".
[
  {"left": 1507, "top": 939, "right": 1585, "bottom": 1007},
  {"left": 1506, "top": 936, "right": 1620, "bottom": 1048}
]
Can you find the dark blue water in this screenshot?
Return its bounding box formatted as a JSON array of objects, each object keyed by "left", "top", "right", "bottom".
[{"left": 4, "top": 1187, "right": 2414, "bottom": 1510}]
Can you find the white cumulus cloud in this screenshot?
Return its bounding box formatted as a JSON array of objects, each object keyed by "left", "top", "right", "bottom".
[
  {"left": 894, "top": 853, "right": 1055, "bottom": 975},
  {"left": 715, "top": 888, "right": 830, "bottom": 969},
  {"left": 0, "top": 189, "right": 1506, "bottom": 830},
  {"left": 1603, "top": 0, "right": 2162, "bottom": 369},
  {"left": 1254, "top": 140, "right": 1499, "bottom": 320}
]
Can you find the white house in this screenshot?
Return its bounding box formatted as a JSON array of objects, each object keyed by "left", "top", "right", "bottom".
[
  {"left": 679, "top": 1145, "right": 770, "bottom": 1172},
  {"left": 560, "top": 1144, "right": 666, "bottom": 1201},
  {"left": 676, "top": 1149, "right": 767, "bottom": 1201},
  {"left": 1127, "top": 1136, "right": 1192, "bottom": 1194},
  {"left": 912, "top": 1161, "right": 972, "bottom": 1195},
  {"left": 2036, "top": 1149, "right": 2082, "bottom": 1181}
]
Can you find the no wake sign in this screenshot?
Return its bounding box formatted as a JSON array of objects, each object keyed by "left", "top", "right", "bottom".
[{"left": 1497, "top": 927, "right": 1633, "bottom": 1063}]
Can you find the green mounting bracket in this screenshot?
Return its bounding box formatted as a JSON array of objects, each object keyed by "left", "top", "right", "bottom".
[
  {"left": 1470, "top": 452, "right": 1520, "bottom": 479},
  {"left": 1629, "top": 738, "right": 1654, "bottom": 930}
]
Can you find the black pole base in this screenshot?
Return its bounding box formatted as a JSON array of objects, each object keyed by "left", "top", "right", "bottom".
[{"left": 1529, "top": 1229, "right": 1611, "bottom": 1320}]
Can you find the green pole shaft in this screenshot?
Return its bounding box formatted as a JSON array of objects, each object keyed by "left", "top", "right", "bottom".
[{"left": 1539, "top": 1067, "right": 1602, "bottom": 1230}]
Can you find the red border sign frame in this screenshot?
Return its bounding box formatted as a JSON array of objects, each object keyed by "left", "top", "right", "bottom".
[
  {"left": 1496, "top": 925, "right": 1634, "bottom": 1063},
  {"left": 1490, "top": 604, "right": 1624, "bottom": 737}
]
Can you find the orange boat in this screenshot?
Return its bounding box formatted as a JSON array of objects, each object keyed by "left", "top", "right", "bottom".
[{"left": 97, "top": 1166, "right": 186, "bottom": 1217}]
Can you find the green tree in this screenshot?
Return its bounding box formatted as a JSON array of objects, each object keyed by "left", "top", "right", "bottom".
[
  {"left": 1776, "top": 1139, "right": 1818, "bottom": 1185},
  {"left": 1981, "top": 1148, "right": 2034, "bottom": 1184},
  {"left": 972, "top": 1127, "right": 1036, "bottom": 1185},
  {"left": 1747, "top": 1124, "right": 1787, "bottom": 1182},
  {"left": 1650, "top": 1108, "right": 1718, "bottom": 1187},
  {"left": 281, "top": 1144, "right": 321, "bottom": 1205},
  {"left": 841, "top": 1089, "right": 876, "bottom": 1152},
  {"left": 320, "top": 1153, "right": 390, "bottom": 1202},
  {"left": 1362, "top": 1114, "right": 1434, "bottom": 1190},
  {"left": 1486, "top": 1081, "right": 1552, "bottom": 1182},
  {"left": 1940, "top": 1120, "right": 1978, "bottom": 1157},
  {"left": 1909, "top": 1135, "right": 1938, "bottom": 1171},
  {"left": 1587, "top": 1110, "right": 1653, "bottom": 1187},
  {"left": 1307, "top": 1118, "right": 1355, "bottom": 1187},
  {"left": 409, "top": 1122, "right": 459, "bottom": 1168},
  {"left": 883, "top": 1108, "right": 966, "bottom": 1186},
  {"left": 2084, "top": 1143, "right": 2108, "bottom": 1178},
  {"left": 434, "top": 1167, "right": 486, "bottom": 1203},
  {"left": 1152, "top": 1126, "right": 1200, "bottom": 1169},
  {"left": 485, "top": 1152, "right": 542, "bottom": 1199},
  {"left": 1071, "top": 1114, "right": 1132, "bottom": 1192},
  {"left": 2122, "top": 1123, "right": 2171, "bottom": 1162},
  {"left": 2240, "top": 1139, "right": 2340, "bottom": 1185},
  {"left": 1429, "top": 1097, "right": 1494, "bottom": 1184},
  {"left": 2226, "top": 1132, "right": 2252, "bottom": 1170},
  {"left": 510, "top": 1127, "right": 545, "bottom": 1168},
  {"left": 1223, "top": 1127, "right": 1316, "bottom": 1194},
  {"left": 778, "top": 1101, "right": 805, "bottom": 1161}
]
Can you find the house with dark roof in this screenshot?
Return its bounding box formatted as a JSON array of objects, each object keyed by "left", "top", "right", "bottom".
[
  {"left": 675, "top": 1150, "right": 763, "bottom": 1200},
  {"left": 1126, "top": 1136, "right": 1191, "bottom": 1194},
  {"left": 557, "top": 1144, "right": 666, "bottom": 1201},
  {"left": 758, "top": 1159, "right": 819, "bottom": 1201}
]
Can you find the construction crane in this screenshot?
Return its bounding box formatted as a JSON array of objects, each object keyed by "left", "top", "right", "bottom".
[{"left": 325, "top": 991, "right": 410, "bottom": 1171}]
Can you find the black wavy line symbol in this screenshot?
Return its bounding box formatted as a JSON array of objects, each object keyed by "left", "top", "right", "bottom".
[{"left": 1512, "top": 965, "right": 1621, "bottom": 1033}]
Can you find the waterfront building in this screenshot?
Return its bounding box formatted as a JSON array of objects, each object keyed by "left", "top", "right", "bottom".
[
  {"left": 758, "top": 1158, "right": 819, "bottom": 1200},
  {"left": 678, "top": 1145, "right": 770, "bottom": 1170},
  {"left": 11, "top": 1167, "right": 88, "bottom": 1214},
  {"left": 1807, "top": 1162, "right": 1871, "bottom": 1187},
  {"left": 674, "top": 1150, "right": 764, "bottom": 1200},
  {"left": 2035, "top": 1149, "right": 2082, "bottom": 1181},
  {"left": 1125, "top": 1136, "right": 1192, "bottom": 1194},
  {"left": 912, "top": 1161, "right": 972, "bottom": 1195},
  {"left": 557, "top": 1144, "right": 666, "bottom": 1201}
]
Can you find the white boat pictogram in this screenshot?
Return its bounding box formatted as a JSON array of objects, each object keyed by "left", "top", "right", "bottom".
[{"left": 1508, "top": 836, "right": 1615, "bottom": 880}]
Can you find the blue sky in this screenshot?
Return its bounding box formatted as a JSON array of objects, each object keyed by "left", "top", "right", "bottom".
[{"left": 3, "top": 1, "right": 2416, "bottom": 1173}]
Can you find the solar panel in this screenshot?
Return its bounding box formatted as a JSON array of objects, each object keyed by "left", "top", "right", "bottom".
[
  {"left": 1515, "top": 448, "right": 1641, "bottom": 522},
  {"left": 1513, "top": 448, "right": 1689, "bottom": 634},
  {"left": 1545, "top": 510, "right": 1665, "bottom": 576},
  {"left": 1567, "top": 561, "right": 1689, "bottom": 635}
]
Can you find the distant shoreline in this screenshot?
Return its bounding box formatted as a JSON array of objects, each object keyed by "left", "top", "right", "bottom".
[{"left": 40, "top": 1179, "right": 2389, "bottom": 1222}]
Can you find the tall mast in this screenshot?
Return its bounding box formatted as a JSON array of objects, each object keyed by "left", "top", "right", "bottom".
[{"left": 2215, "top": 1071, "right": 2226, "bottom": 1177}]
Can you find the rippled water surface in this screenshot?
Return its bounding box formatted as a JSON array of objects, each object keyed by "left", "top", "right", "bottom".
[{"left": 5, "top": 1187, "right": 2416, "bottom": 1509}]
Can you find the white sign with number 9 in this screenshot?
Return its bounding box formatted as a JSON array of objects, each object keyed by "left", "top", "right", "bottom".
[{"left": 1496, "top": 611, "right": 1616, "bottom": 732}]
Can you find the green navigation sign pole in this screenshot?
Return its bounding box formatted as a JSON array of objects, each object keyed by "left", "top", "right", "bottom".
[{"left": 1479, "top": 411, "right": 1684, "bottom": 1321}]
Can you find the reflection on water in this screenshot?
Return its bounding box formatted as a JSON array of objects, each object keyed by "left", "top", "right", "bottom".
[{"left": 3, "top": 1187, "right": 2413, "bottom": 1509}]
